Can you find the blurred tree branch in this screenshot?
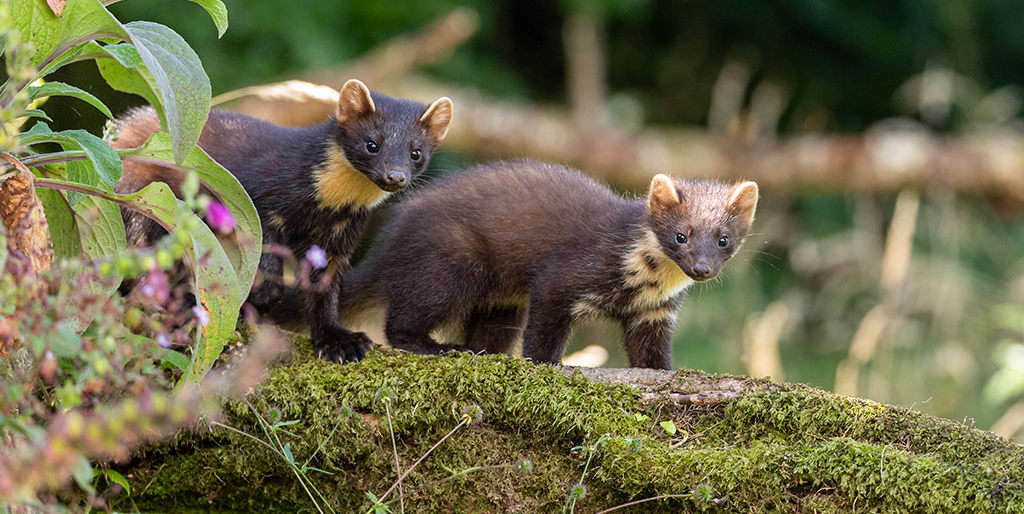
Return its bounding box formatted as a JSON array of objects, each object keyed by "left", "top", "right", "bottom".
[{"left": 214, "top": 8, "right": 1024, "bottom": 202}]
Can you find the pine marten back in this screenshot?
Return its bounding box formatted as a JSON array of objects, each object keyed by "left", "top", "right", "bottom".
[
  {"left": 111, "top": 80, "right": 453, "bottom": 363},
  {"left": 340, "top": 159, "right": 758, "bottom": 369}
]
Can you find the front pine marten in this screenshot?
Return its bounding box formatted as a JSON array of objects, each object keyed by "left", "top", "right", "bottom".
[
  {"left": 339, "top": 159, "right": 758, "bottom": 369},
  {"left": 111, "top": 80, "right": 453, "bottom": 363}
]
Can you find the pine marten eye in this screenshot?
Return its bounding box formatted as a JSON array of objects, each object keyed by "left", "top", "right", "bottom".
[
  {"left": 675, "top": 233, "right": 687, "bottom": 244},
  {"left": 718, "top": 236, "right": 730, "bottom": 247},
  {"left": 366, "top": 140, "right": 379, "bottom": 153},
  {"left": 411, "top": 149, "right": 422, "bottom": 161}
]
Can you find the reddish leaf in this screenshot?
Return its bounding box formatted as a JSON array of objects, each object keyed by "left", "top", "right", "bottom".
[{"left": 0, "top": 153, "right": 53, "bottom": 277}]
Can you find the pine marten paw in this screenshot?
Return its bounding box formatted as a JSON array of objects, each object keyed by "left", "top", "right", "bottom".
[{"left": 313, "top": 326, "right": 374, "bottom": 364}]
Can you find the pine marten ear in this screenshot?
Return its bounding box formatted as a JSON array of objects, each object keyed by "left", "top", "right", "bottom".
[
  {"left": 336, "top": 79, "right": 376, "bottom": 125},
  {"left": 727, "top": 181, "right": 759, "bottom": 227},
  {"left": 420, "top": 97, "right": 454, "bottom": 145},
  {"left": 647, "top": 174, "right": 681, "bottom": 213}
]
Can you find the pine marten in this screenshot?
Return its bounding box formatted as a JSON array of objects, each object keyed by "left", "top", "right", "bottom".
[
  {"left": 111, "top": 79, "right": 453, "bottom": 363},
  {"left": 339, "top": 159, "right": 758, "bottom": 370}
]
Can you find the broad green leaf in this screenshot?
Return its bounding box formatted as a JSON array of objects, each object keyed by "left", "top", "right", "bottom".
[
  {"left": 283, "top": 443, "right": 295, "bottom": 464},
  {"left": 104, "top": 469, "right": 131, "bottom": 496},
  {"left": 184, "top": 227, "right": 241, "bottom": 385},
  {"left": 37, "top": 187, "right": 82, "bottom": 261},
  {"left": 19, "top": 123, "right": 123, "bottom": 189},
  {"left": 160, "top": 348, "right": 191, "bottom": 371},
  {"left": 27, "top": 81, "right": 114, "bottom": 119},
  {"left": 186, "top": 0, "right": 229, "bottom": 38},
  {"left": 96, "top": 53, "right": 166, "bottom": 129},
  {"left": 11, "top": 0, "right": 128, "bottom": 69},
  {"left": 66, "top": 194, "right": 125, "bottom": 316},
  {"left": 124, "top": 21, "right": 211, "bottom": 165},
  {"left": 75, "top": 194, "right": 126, "bottom": 264},
  {"left": 131, "top": 132, "right": 262, "bottom": 299},
  {"left": 98, "top": 42, "right": 145, "bottom": 68}
]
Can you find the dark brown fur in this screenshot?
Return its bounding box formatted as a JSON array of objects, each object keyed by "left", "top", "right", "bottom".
[
  {"left": 111, "top": 80, "right": 453, "bottom": 363},
  {"left": 340, "top": 159, "right": 758, "bottom": 369}
]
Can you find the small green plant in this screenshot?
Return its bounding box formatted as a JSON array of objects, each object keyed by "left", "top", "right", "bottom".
[
  {"left": 2, "top": 0, "right": 259, "bottom": 387},
  {"left": 0, "top": 0, "right": 271, "bottom": 509},
  {"left": 564, "top": 432, "right": 613, "bottom": 514},
  {"left": 210, "top": 400, "right": 351, "bottom": 514}
]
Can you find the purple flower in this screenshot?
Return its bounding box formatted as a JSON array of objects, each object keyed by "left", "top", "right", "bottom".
[
  {"left": 206, "top": 201, "right": 236, "bottom": 235},
  {"left": 139, "top": 270, "right": 169, "bottom": 304},
  {"left": 157, "top": 333, "right": 171, "bottom": 348},
  {"left": 192, "top": 306, "right": 210, "bottom": 327},
  {"left": 306, "top": 245, "right": 328, "bottom": 270}
]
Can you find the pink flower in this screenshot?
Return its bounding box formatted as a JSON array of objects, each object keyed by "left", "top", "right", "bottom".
[
  {"left": 306, "top": 245, "right": 328, "bottom": 270},
  {"left": 206, "top": 201, "right": 236, "bottom": 235},
  {"left": 192, "top": 306, "right": 210, "bottom": 327}
]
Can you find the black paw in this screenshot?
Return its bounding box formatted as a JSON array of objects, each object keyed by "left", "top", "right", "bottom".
[{"left": 313, "top": 326, "right": 374, "bottom": 364}]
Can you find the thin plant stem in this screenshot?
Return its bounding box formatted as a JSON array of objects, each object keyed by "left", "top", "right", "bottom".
[
  {"left": 384, "top": 400, "right": 405, "bottom": 514},
  {"left": 375, "top": 416, "right": 470, "bottom": 505},
  {"left": 244, "top": 400, "right": 332, "bottom": 514},
  {"left": 594, "top": 494, "right": 694, "bottom": 514},
  {"left": 302, "top": 417, "right": 345, "bottom": 470}
]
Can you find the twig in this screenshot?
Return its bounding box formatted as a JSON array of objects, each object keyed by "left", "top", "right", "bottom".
[{"left": 594, "top": 493, "right": 695, "bottom": 514}]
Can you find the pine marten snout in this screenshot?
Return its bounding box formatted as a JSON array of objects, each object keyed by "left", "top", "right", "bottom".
[{"left": 339, "top": 159, "right": 757, "bottom": 370}]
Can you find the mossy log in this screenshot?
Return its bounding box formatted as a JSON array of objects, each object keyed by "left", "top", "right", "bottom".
[{"left": 116, "top": 336, "right": 1024, "bottom": 513}]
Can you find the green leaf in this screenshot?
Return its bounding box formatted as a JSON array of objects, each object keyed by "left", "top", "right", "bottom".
[
  {"left": 21, "top": 109, "right": 53, "bottom": 122},
  {"left": 11, "top": 0, "right": 128, "bottom": 69},
  {"left": 27, "top": 81, "right": 114, "bottom": 119},
  {"left": 75, "top": 193, "right": 127, "bottom": 265},
  {"left": 185, "top": 0, "right": 229, "bottom": 38},
  {"left": 50, "top": 324, "right": 83, "bottom": 358},
  {"left": 184, "top": 228, "right": 241, "bottom": 384},
  {"left": 71, "top": 455, "right": 96, "bottom": 496},
  {"left": 659, "top": 420, "right": 677, "bottom": 436},
  {"left": 38, "top": 187, "right": 82, "bottom": 262},
  {"left": 65, "top": 194, "right": 125, "bottom": 317},
  {"left": 282, "top": 443, "right": 295, "bottom": 464},
  {"left": 131, "top": 132, "right": 262, "bottom": 299},
  {"left": 104, "top": 469, "right": 131, "bottom": 496},
  {"left": 96, "top": 50, "right": 166, "bottom": 130},
  {"left": 160, "top": 348, "right": 191, "bottom": 371},
  {"left": 123, "top": 21, "right": 211, "bottom": 164},
  {"left": 19, "top": 123, "right": 123, "bottom": 189}
]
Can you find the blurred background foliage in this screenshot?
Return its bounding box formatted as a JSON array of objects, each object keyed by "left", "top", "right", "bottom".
[{"left": 25, "top": 0, "right": 1024, "bottom": 440}]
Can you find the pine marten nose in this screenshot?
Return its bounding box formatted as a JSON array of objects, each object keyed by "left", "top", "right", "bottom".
[
  {"left": 691, "top": 263, "right": 713, "bottom": 279},
  {"left": 384, "top": 169, "right": 408, "bottom": 188}
]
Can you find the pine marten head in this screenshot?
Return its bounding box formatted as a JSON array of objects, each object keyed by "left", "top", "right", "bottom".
[
  {"left": 645, "top": 175, "right": 758, "bottom": 282},
  {"left": 330, "top": 79, "right": 452, "bottom": 194}
]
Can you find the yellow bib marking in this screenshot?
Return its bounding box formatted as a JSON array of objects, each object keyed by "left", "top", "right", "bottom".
[
  {"left": 312, "top": 144, "right": 391, "bottom": 210},
  {"left": 622, "top": 229, "right": 693, "bottom": 311}
]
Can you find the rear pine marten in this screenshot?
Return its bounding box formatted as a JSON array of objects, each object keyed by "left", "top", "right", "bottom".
[
  {"left": 111, "top": 79, "right": 453, "bottom": 363},
  {"left": 339, "top": 159, "right": 758, "bottom": 370}
]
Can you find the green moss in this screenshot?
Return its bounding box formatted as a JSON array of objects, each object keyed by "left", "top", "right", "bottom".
[{"left": 115, "top": 334, "right": 1024, "bottom": 513}]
